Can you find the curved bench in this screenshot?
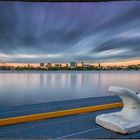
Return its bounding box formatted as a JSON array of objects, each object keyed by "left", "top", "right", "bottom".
[{"left": 96, "top": 86, "right": 140, "bottom": 134}]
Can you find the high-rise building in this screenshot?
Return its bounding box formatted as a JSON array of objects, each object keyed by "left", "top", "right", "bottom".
[
  {"left": 70, "top": 62, "right": 77, "bottom": 68},
  {"left": 82, "top": 62, "right": 84, "bottom": 67},
  {"left": 98, "top": 63, "right": 101, "bottom": 67}
]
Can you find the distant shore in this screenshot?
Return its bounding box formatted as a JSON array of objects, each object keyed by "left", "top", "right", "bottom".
[
  {"left": 0, "top": 64, "right": 140, "bottom": 71},
  {"left": 0, "top": 69, "right": 139, "bottom": 72}
]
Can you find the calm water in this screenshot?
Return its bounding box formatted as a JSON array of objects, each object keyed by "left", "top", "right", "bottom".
[{"left": 0, "top": 71, "right": 140, "bottom": 107}]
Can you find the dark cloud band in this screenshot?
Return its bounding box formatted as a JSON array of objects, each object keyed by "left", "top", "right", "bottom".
[{"left": 0, "top": 2, "right": 140, "bottom": 62}]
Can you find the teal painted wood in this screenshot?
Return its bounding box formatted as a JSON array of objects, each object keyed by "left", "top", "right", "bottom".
[
  {"left": 1, "top": 96, "right": 138, "bottom": 139},
  {"left": 0, "top": 95, "right": 120, "bottom": 119},
  {"left": 0, "top": 109, "right": 121, "bottom": 138}
]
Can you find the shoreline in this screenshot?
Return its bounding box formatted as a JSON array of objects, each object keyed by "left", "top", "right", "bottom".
[{"left": 0, "top": 70, "right": 140, "bottom": 73}]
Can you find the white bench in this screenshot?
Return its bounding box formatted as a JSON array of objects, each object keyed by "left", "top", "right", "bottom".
[{"left": 96, "top": 86, "right": 140, "bottom": 134}]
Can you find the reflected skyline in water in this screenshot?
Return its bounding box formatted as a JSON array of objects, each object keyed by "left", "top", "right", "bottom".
[{"left": 0, "top": 71, "right": 140, "bottom": 107}]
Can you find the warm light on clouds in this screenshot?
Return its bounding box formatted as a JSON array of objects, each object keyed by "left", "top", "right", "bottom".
[
  {"left": 1, "top": 59, "right": 140, "bottom": 67},
  {"left": 99, "top": 60, "right": 140, "bottom": 66}
]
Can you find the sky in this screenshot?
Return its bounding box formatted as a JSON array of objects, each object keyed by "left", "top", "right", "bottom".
[{"left": 0, "top": 1, "right": 140, "bottom": 63}]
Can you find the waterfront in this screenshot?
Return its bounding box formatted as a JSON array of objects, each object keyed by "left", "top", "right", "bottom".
[{"left": 0, "top": 71, "right": 140, "bottom": 107}]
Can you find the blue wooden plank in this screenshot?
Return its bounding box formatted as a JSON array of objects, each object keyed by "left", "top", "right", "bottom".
[
  {"left": 0, "top": 95, "right": 119, "bottom": 112},
  {"left": 65, "top": 126, "right": 131, "bottom": 139},
  {"left": 0, "top": 108, "right": 121, "bottom": 139},
  {"left": 129, "top": 130, "right": 140, "bottom": 138},
  {"left": 0, "top": 112, "right": 96, "bottom": 135},
  {"left": 0, "top": 96, "right": 121, "bottom": 119},
  {"left": 1, "top": 96, "right": 137, "bottom": 139}
]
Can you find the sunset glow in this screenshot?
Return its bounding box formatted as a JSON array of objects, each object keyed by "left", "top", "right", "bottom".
[{"left": 0, "top": 59, "right": 140, "bottom": 67}]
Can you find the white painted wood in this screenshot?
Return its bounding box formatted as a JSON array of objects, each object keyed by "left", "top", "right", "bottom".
[{"left": 96, "top": 86, "right": 140, "bottom": 134}]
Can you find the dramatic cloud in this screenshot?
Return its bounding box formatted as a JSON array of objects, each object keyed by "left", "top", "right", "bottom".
[{"left": 0, "top": 1, "right": 140, "bottom": 63}]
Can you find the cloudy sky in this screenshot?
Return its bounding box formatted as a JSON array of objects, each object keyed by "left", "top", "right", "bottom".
[{"left": 0, "top": 1, "right": 140, "bottom": 63}]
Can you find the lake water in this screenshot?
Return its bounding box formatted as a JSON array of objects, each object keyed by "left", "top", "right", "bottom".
[{"left": 0, "top": 71, "right": 140, "bottom": 107}]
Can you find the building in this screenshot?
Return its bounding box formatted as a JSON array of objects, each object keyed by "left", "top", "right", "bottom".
[
  {"left": 83, "top": 64, "right": 90, "bottom": 68},
  {"left": 98, "top": 63, "right": 101, "bottom": 67},
  {"left": 54, "top": 64, "right": 61, "bottom": 68},
  {"left": 65, "top": 64, "right": 69, "bottom": 67},
  {"left": 40, "top": 63, "right": 44, "bottom": 68},
  {"left": 70, "top": 62, "right": 77, "bottom": 68},
  {"left": 47, "top": 63, "right": 52, "bottom": 68},
  {"left": 82, "top": 62, "right": 84, "bottom": 67}
]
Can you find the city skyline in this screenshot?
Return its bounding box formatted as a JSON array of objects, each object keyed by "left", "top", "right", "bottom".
[
  {"left": 1, "top": 59, "right": 140, "bottom": 67},
  {"left": 0, "top": 2, "right": 140, "bottom": 64}
]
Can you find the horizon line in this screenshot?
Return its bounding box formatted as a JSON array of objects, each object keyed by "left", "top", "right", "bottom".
[{"left": 0, "top": 59, "right": 140, "bottom": 67}]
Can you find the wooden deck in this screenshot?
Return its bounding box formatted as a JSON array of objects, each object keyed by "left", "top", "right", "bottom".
[{"left": 0, "top": 96, "right": 140, "bottom": 139}]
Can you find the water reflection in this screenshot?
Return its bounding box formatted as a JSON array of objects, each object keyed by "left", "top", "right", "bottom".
[{"left": 0, "top": 71, "right": 140, "bottom": 107}]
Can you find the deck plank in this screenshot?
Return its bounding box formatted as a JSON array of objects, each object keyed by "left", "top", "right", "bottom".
[
  {"left": 0, "top": 109, "right": 120, "bottom": 138},
  {"left": 0, "top": 96, "right": 140, "bottom": 139},
  {"left": 0, "top": 95, "right": 120, "bottom": 119}
]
